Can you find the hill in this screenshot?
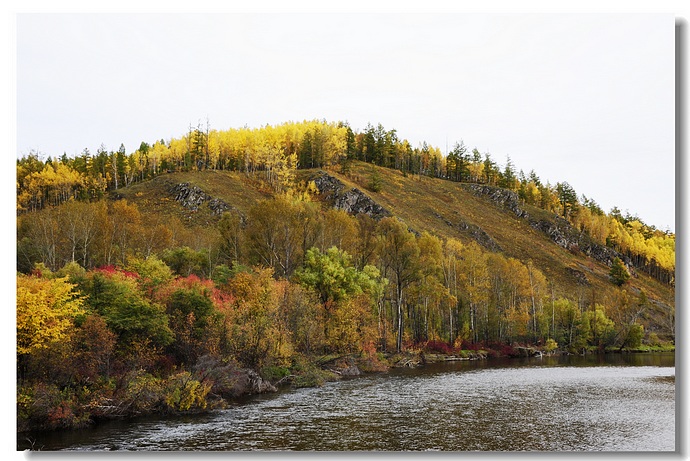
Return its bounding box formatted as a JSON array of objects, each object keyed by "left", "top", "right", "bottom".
[
  {"left": 16, "top": 128, "right": 675, "bottom": 434},
  {"left": 104, "top": 160, "right": 674, "bottom": 342}
]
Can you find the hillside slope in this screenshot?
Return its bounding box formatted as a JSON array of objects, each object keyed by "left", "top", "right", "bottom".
[
  {"left": 303, "top": 164, "right": 672, "bottom": 310},
  {"left": 110, "top": 162, "right": 674, "bottom": 336}
]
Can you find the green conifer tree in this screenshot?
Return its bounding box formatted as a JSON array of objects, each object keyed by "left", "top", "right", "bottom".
[{"left": 609, "top": 257, "right": 631, "bottom": 286}]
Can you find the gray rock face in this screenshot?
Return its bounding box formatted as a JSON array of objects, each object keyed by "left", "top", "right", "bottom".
[
  {"left": 170, "top": 183, "right": 233, "bottom": 215},
  {"left": 312, "top": 171, "right": 391, "bottom": 220},
  {"left": 243, "top": 369, "right": 278, "bottom": 395},
  {"left": 433, "top": 210, "right": 502, "bottom": 252},
  {"left": 312, "top": 172, "right": 345, "bottom": 198},
  {"left": 171, "top": 183, "right": 207, "bottom": 211},
  {"left": 456, "top": 218, "right": 503, "bottom": 252},
  {"left": 339, "top": 365, "right": 362, "bottom": 376},
  {"left": 334, "top": 187, "right": 391, "bottom": 220},
  {"left": 529, "top": 218, "right": 579, "bottom": 252},
  {"left": 319, "top": 355, "right": 362, "bottom": 376},
  {"left": 465, "top": 184, "right": 530, "bottom": 219},
  {"left": 527, "top": 217, "right": 634, "bottom": 272},
  {"left": 207, "top": 197, "right": 232, "bottom": 215},
  {"left": 464, "top": 183, "right": 634, "bottom": 272},
  {"left": 567, "top": 267, "right": 590, "bottom": 286}
]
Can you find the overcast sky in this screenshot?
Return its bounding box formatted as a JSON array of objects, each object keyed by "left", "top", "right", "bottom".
[{"left": 15, "top": 12, "right": 675, "bottom": 231}]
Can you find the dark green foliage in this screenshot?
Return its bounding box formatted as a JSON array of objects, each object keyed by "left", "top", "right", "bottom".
[
  {"left": 168, "top": 289, "right": 215, "bottom": 336},
  {"left": 620, "top": 323, "right": 644, "bottom": 349},
  {"left": 609, "top": 257, "right": 631, "bottom": 286},
  {"left": 582, "top": 195, "right": 604, "bottom": 215},
  {"left": 367, "top": 168, "right": 383, "bottom": 193},
  {"left": 165, "top": 286, "right": 222, "bottom": 365},
  {"left": 499, "top": 156, "right": 518, "bottom": 190},
  {"left": 211, "top": 264, "right": 234, "bottom": 286},
  {"left": 162, "top": 246, "right": 209, "bottom": 278},
  {"left": 556, "top": 181, "right": 578, "bottom": 218},
  {"left": 446, "top": 141, "right": 468, "bottom": 182},
  {"left": 82, "top": 271, "right": 174, "bottom": 352},
  {"left": 582, "top": 305, "right": 616, "bottom": 349}
]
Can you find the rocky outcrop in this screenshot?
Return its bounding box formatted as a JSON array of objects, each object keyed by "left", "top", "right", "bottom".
[
  {"left": 207, "top": 197, "right": 232, "bottom": 215},
  {"left": 234, "top": 369, "right": 278, "bottom": 395},
  {"left": 528, "top": 218, "right": 576, "bottom": 251},
  {"left": 312, "top": 172, "right": 346, "bottom": 198},
  {"left": 456, "top": 218, "right": 503, "bottom": 252},
  {"left": 170, "top": 183, "right": 234, "bottom": 216},
  {"left": 527, "top": 216, "right": 633, "bottom": 272},
  {"left": 335, "top": 188, "right": 391, "bottom": 220},
  {"left": 464, "top": 183, "right": 634, "bottom": 272},
  {"left": 464, "top": 184, "right": 529, "bottom": 219},
  {"left": 311, "top": 171, "right": 391, "bottom": 220},
  {"left": 433, "top": 211, "right": 502, "bottom": 252},
  {"left": 567, "top": 267, "right": 590, "bottom": 286},
  {"left": 514, "top": 346, "right": 543, "bottom": 358},
  {"left": 320, "top": 356, "right": 362, "bottom": 377}
]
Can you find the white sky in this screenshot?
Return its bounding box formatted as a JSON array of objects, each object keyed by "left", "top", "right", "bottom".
[{"left": 13, "top": 10, "right": 678, "bottom": 232}]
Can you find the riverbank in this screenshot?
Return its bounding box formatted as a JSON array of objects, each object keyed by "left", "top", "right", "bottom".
[
  {"left": 283, "top": 341, "right": 675, "bottom": 388},
  {"left": 17, "top": 342, "right": 674, "bottom": 435},
  {"left": 18, "top": 351, "right": 675, "bottom": 451},
  {"left": 15, "top": 349, "right": 487, "bottom": 433}
]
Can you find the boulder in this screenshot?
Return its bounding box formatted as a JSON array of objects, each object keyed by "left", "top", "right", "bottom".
[
  {"left": 243, "top": 369, "right": 278, "bottom": 394},
  {"left": 319, "top": 355, "right": 362, "bottom": 376},
  {"left": 193, "top": 356, "right": 277, "bottom": 399}
]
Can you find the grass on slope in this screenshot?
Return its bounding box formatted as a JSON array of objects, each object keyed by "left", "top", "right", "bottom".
[
  {"left": 112, "top": 163, "right": 674, "bottom": 316},
  {"left": 112, "top": 170, "right": 270, "bottom": 226},
  {"left": 307, "top": 162, "right": 674, "bottom": 313}
]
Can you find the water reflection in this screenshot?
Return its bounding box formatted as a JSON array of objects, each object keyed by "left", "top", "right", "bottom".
[{"left": 20, "top": 353, "right": 675, "bottom": 452}]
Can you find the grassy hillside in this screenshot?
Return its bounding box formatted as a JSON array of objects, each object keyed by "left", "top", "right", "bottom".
[
  {"left": 109, "top": 161, "right": 674, "bottom": 324},
  {"left": 112, "top": 169, "right": 271, "bottom": 226},
  {"left": 305, "top": 163, "right": 674, "bottom": 312}
]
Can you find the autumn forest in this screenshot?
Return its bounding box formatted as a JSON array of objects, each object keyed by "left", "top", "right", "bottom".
[{"left": 16, "top": 119, "right": 675, "bottom": 432}]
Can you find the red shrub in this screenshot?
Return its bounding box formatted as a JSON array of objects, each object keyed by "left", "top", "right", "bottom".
[
  {"left": 482, "top": 342, "right": 519, "bottom": 358},
  {"left": 461, "top": 340, "right": 484, "bottom": 351},
  {"left": 94, "top": 265, "right": 139, "bottom": 279},
  {"left": 424, "top": 340, "right": 454, "bottom": 354}
]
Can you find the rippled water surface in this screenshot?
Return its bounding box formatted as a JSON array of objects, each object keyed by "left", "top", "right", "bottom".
[{"left": 20, "top": 353, "right": 675, "bottom": 452}]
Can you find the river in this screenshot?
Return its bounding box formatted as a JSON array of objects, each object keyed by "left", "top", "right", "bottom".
[{"left": 18, "top": 352, "right": 675, "bottom": 452}]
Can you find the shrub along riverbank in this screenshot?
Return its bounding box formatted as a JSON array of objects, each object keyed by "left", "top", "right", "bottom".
[{"left": 18, "top": 340, "right": 674, "bottom": 434}]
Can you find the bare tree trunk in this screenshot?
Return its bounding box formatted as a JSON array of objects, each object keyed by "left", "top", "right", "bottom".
[{"left": 396, "top": 284, "right": 404, "bottom": 352}]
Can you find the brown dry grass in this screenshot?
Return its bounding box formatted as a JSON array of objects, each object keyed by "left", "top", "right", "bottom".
[{"left": 115, "top": 162, "right": 674, "bottom": 318}]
